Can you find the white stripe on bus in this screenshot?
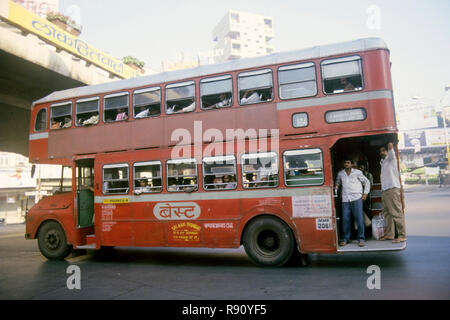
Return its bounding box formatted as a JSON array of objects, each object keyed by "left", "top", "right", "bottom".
[
  {"left": 276, "top": 89, "right": 393, "bottom": 111},
  {"left": 95, "top": 186, "right": 331, "bottom": 203},
  {"left": 29, "top": 132, "right": 49, "bottom": 140}
]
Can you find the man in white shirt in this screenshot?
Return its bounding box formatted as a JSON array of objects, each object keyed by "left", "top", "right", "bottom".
[
  {"left": 240, "top": 90, "right": 261, "bottom": 105},
  {"left": 335, "top": 158, "right": 370, "bottom": 247},
  {"left": 379, "top": 142, "right": 406, "bottom": 243}
]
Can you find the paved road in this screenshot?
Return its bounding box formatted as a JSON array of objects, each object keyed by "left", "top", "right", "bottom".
[{"left": 0, "top": 185, "right": 449, "bottom": 300}]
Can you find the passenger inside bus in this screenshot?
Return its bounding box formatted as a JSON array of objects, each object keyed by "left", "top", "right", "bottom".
[
  {"left": 115, "top": 108, "right": 128, "bottom": 121},
  {"left": 77, "top": 113, "right": 99, "bottom": 126},
  {"left": 204, "top": 93, "right": 232, "bottom": 109},
  {"left": 240, "top": 90, "right": 261, "bottom": 104},
  {"left": 223, "top": 175, "right": 236, "bottom": 189}
]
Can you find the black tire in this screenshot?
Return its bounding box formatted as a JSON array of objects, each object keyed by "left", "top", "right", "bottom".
[
  {"left": 37, "top": 221, "right": 71, "bottom": 260},
  {"left": 243, "top": 216, "right": 295, "bottom": 267}
]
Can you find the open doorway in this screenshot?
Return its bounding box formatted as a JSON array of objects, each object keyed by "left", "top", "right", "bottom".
[
  {"left": 75, "top": 159, "right": 95, "bottom": 228},
  {"left": 331, "top": 133, "right": 406, "bottom": 252}
]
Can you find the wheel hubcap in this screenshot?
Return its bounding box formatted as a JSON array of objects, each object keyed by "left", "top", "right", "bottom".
[
  {"left": 257, "top": 230, "right": 280, "bottom": 254},
  {"left": 45, "top": 230, "right": 60, "bottom": 250}
]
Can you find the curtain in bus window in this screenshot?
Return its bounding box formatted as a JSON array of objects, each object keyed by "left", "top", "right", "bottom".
[{"left": 284, "top": 149, "right": 323, "bottom": 186}]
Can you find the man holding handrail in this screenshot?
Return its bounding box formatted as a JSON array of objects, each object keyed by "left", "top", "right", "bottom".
[{"left": 379, "top": 142, "right": 407, "bottom": 243}]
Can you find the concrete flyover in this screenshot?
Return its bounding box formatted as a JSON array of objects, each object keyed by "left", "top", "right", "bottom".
[{"left": 0, "top": 1, "right": 136, "bottom": 156}]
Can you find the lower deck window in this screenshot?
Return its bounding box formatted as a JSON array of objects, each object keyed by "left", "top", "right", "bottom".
[
  {"left": 203, "top": 156, "right": 237, "bottom": 190},
  {"left": 167, "top": 159, "right": 198, "bottom": 192},
  {"left": 103, "top": 164, "right": 129, "bottom": 194},
  {"left": 133, "top": 161, "right": 162, "bottom": 193},
  {"left": 284, "top": 149, "right": 324, "bottom": 186},
  {"left": 241, "top": 152, "right": 278, "bottom": 188}
]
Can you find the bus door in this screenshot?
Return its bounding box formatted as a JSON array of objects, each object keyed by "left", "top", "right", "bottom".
[{"left": 75, "top": 158, "right": 95, "bottom": 228}]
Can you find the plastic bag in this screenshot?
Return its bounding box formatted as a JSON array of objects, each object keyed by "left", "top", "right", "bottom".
[{"left": 372, "top": 214, "right": 385, "bottom": 240}]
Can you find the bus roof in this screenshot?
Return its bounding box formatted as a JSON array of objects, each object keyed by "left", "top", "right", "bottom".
[{"left": 32, "top": 37, "right": 388, "bottom": 107}]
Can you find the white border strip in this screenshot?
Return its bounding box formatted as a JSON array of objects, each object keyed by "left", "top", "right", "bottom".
[
  {"left": 29, "top": 132, "right": 49, "bottom": 140},
  {"left": 277, "top": 89, "right": 393, "bottom": 111},
  {"left": 95, "top": 186, "right": 331, "bottom": 203}
]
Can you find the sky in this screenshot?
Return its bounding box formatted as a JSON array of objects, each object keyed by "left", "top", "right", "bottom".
[{"left": 58, "top": 0, "right": 450, "bottom": 107}]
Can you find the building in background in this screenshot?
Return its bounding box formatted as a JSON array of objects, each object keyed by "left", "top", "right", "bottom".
[
  {"left": 12, "top": 0, "right": 59, "bottom": 18},
  {"left": 0, "top": 152, "right": 71, "bottom": 224},
  {"left": 396, "top": 94, "right": 449, "bottom": 171},
  {"left": 212, "top": 10, "right": 274, "bottom": 63}
]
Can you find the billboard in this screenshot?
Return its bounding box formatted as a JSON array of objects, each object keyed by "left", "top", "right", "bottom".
[
  {"left": 2, "top": 1, "right": 137, "bottom": 79},
  {"left": 396, "top": 102, "right": 438, "bottom": 131}
]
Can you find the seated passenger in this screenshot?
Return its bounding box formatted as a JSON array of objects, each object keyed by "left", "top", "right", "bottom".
[
  {"left": 223, "top": 175, "right": 236, "bottom": 189},
  {"left": 213, "top": 176, "right": 224, "bottom": 189},
  {"left": 182, "top": 100, "right": 195, "bottom": 112},
  {"left": 340, "top": 78, "right": 355, "bottom": 92},
  {"left": 51, "top": 119, "right": 61, "bottom": 129},
  {"left": 81, "top": 114, "right": 99, "bottom": 126},
  {"left": 135, "top": 108, "right": 150, "bottom": 119},
  {"left": 210, "top": 94, "right": 232, "bottom": 109},
  {"left": 135, "top": 180, "right": 151, "bottom": 194},
  {"left": 62, "top": 117, "right": 72, "bottom": 128},
  {"left": 240, "top": 90, "right": 261, "bottom": 105},
  {"left": 115, "top": 109, "right": 128, "bottom": 121}
]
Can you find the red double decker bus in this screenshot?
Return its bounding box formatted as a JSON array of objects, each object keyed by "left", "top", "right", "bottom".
[{"left": 25, "top": 37, "right": 405, "bottom": 266}]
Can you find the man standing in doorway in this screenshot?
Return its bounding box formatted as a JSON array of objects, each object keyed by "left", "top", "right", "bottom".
[
  {"left": 335, "top": 158, "right": 371, "bottom": 247},
  {"left": 379, "top": 142, "right": 406, "bottom": 243}
]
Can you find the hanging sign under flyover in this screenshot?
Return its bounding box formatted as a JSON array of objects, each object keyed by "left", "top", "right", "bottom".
[{"left": 2, "top": 1, "right": 137, "bottom": 79}]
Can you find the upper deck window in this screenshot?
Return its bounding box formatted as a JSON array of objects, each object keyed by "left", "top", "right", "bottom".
[
  {"left": 104, "top": 92, "right": 129, "bottom": 123},
  {"left": 133, "top": 161, "right": 162, "bottom": 194},
  {"left": 238, "top": 69, "right": 273, "bottom": 105},
  {"left": 241, "top": 152, "right": 278, "bottom": 188},
  {"left": 103, "top": 163, "right": 129, "bottom": 194},
  {"left": 321, "top": 56, "right": 363, "bottom": 94},
  {"left": 50, "top": 102, "right": 72, "bottom": 130},
  {"left": 166, "top": 81, "right": 196, "bottom": 114},
  {"left": 34, "top": 108, "right": 47, "bottom": 132},
  {"left": 283, "top": 149, "right": 324, "bottom": 186},
  {"left": 200, "top": 75, "right": 233, "bottom": 110},
  {"left": 167, "top": 159, "right": 198, "bottom": 192},
  {"left": 133, "top": 87, "right": 161, "bottom": 119},
  {"left": 203, "top": 155, "right": 237, "bottom": 190},
  {"left": 76, "top": 97, "right": 99, "bottom": 126},
  {"left": 278, "top": 63, "right": 317, "bottom": 99}
]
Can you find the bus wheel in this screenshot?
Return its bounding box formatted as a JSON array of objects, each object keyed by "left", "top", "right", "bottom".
[
  {"left": 243, "top": 216, "right": 294, "bottom": 267},
  {"left": 38, "top": 221, "right": 71, "bottom": 260}
]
